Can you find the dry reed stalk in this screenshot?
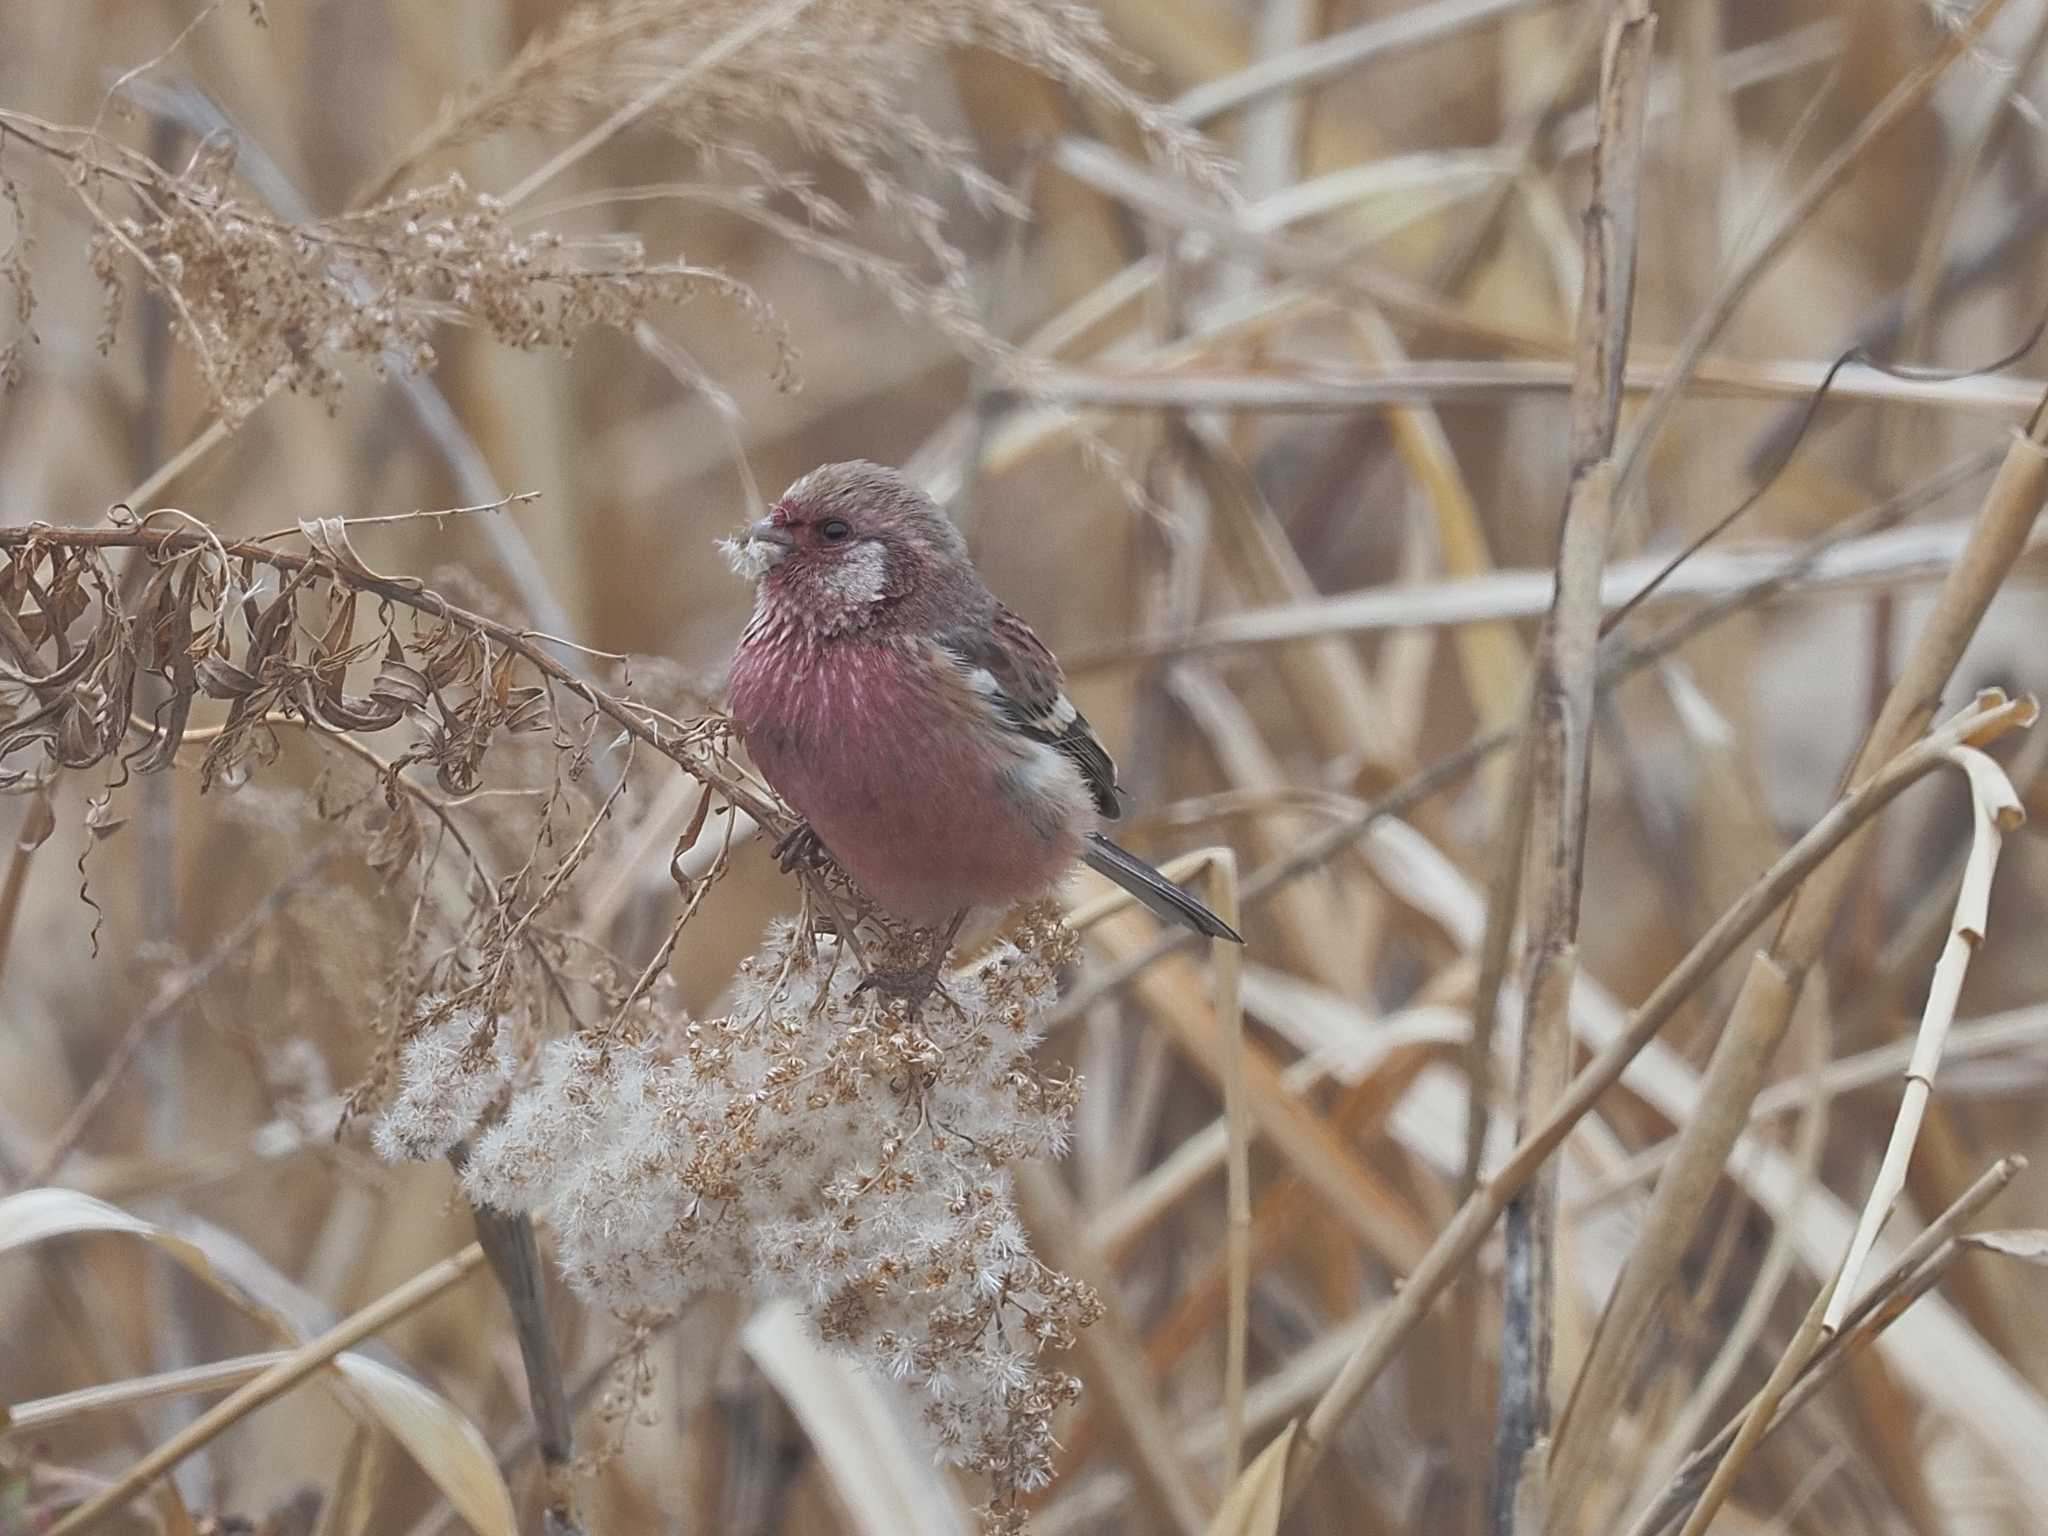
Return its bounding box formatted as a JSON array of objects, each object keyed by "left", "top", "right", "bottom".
[
  {"left": 1543, "top": 395, "right": 2048, "bottom": 1530},
  {"left": 1252, "top": 687, "right": 2036, "bottom": 1514},
  {"left": 1207, "top": 851, "right": 1248, "bottom": 1486},
  {"left": 1344, "top": 307, "right": 1528, "bottom": 792},
  {"left": 1648, "top": 732, "right": 2030, "bottom": 1530},
  {"left": 1090, "top": 903, "right": 1429, "bottom": 1271},
  {"left": 1014, "top": 1165, "right": 1210, "bottom": 1536},
  {"left": 1825, "top": 742, "right": 2027, "bottom": 1330},
  {"left": 1625, "top": 1154, "right": 2026, "bottom": 1536},
  {"left": 1491, "top": 11, "right": 1651, "bottom": 1526},
  {"left": 1611, "top": 0, "right": 2017, "bottom": 494},
  {"left": 47, "top": 1242, "right": 491, "bottom": 1535},
  {"left": 1670, "top": 1276, "right": 1837, "bottom": 1536}
]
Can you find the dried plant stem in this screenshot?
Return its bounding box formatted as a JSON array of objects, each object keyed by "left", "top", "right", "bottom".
[
  {"left": 1257, "top": 688, "right": 2035, "bottom": 1515},
  {"left": 1624, "top": 1155, "right": 2025, "bottom": 1536},
  {"left": 1543, "top": 404, "right": 2048, "bottom": 1530},
  {"left": 0, "top": 521, "right": 785, "bottom": 832},
  {"left": 1072, "top": 849, "right": 1426, "bottom": 1267},
  {"left": 1625, "top": 975, "right": 1831, "bottom": 1522},
  {"left": 1208, "top": 851, "right": 1248, "bottom": 1485},
  {"left": 451, "top": 1149, "right": 579, "bottom": 1529},
  {"left": 1171, "top": 0, "right": 1538, "bottom": 125},
  {"left": 1613, "top": 0, "right": 2014, "bottom": 491},
  {"left": 1448, "top": 729, "right": 1529, "bottom": 1509},
  {"left": 1014, "top": 1166, "right": 1210, "bottom": 1536},
  {"left": 1492, "top": 11, "right": 1651, "bottom": 1527},
  {"left": 1824, "top": 746, "right": 2025, "bottom": 1330},
  {"left": 0, "top": 791, "right": 54, "bottom": 994},
  {"left": 1671, "top": 1275, "right": 1837, "bottom": 1536},
  {"left": 19, "top": 843, "right": 337, "bottom": 1190},
  {"left": 498, "top": 0, "right": 820, "bottom": 214},
  {"left": 47, "top": 1242, "right": 489, "bottom": 1536}
]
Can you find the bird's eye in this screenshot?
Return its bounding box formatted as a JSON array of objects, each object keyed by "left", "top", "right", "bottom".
[{"left": 819, "top": 518, "right": 852, "bottom": 543}]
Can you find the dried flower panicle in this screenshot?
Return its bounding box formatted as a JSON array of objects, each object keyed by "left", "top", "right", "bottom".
[
  {"left": 81, "top": 166, "right": 785, "bottom": 421},
  {"left": 369, "top": 997, "right": 516, "bottom": 1162},
  {"left": 379, "top": 906, "right": 1098, "bottom": 1513}
]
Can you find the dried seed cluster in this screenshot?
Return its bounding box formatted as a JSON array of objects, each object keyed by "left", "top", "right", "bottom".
[
  {"left": 84, "top": 164, "right": 782, "bottom": 422},
  {"left": 378, "top": 906, "right": 1098, "bottom": 1518}
]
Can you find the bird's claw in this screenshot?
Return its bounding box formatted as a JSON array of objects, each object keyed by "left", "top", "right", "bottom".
[
  {"left": 774, "top": 821, "right": 827, "bottom": 874},
  {"left": 854, "top": 915, "right": 966, "bottom": 1014}
]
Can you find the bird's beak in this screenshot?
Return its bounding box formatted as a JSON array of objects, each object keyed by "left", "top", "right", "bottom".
[{"left": 746, "top": 519, "right": 796, "bottom": 564}]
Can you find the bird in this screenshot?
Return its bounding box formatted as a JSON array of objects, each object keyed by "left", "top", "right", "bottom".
[{"left": 723, "top": 460, "right": 1242, "bottom": 995}]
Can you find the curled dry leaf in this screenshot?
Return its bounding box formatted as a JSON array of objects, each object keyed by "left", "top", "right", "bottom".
[{"left": 1964, "top": 1229, "right": 2048, "bottom": 1266}]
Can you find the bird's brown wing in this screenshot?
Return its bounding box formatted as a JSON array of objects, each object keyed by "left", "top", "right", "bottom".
[{"left": 935, "top": 605, "right": 1122, "bottom": 820}]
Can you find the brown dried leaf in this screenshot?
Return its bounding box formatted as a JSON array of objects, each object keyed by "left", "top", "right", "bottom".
[
  {"left": 504, "top": 685, "right": 549, "bottom": 733},
  {"left": 369, "top": 639, "right": 430, "bottom": 712},
  {"left": 299, "top": 517, "right": 408, "bottom": 589},
  {"left": 197, "top": 657, "right": 262, "bottom": 699},
  {"left": 361, "top": 798, "right": 423, "bottom": 884}
]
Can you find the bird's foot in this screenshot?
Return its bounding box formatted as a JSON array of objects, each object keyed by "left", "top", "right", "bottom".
[
  {"left": 854, "top": 958, "right": 949, "bottom": 1011},
  {"left": 854, "top": 910, "right": 968, "bottom": 1014},
  {"left": 774, "top": 821, "right": 828, "bottom": 874}
]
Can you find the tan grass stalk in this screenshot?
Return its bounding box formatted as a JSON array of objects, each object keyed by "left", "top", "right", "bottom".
[
  {"left": 1490, "top": 8, "right": 1652, "bottom": 1523},
  {"left": 1252, "top": 688, "right": 2035, "bottom": 1512},
  {"left": 1020, "top": 356, "right": 2048, "bottom": 415},
  {"left": 1208, "top": 850, "right": 1249, "bottom": 1486},
  {"left": 1172, "top": 0, "right": 1540, "bottom": 126},
  {"left": 1544, "top": 397, "right": 2048, "bottom": 1531},
  {"left": 1671, "top": 1277, "right": 1838, "bottom": 1536},
  {"left": 1824, "top": 743, "right": 2026, "bottom": 1330},
  {"left": 47, "top": 1243, "right": 490, "bottom": 1535},
  {"left": 1015, "top": 1165, "right": 1211, "bottom": 1536},
  {"left": 1611, "top": 0, "right": 2016, "bottom": 492},
  {"left": 1077, "top": 858, "right": 1430, "bottom": 1270},
  {"left": 1625, "top": 1154, "right": 2026, "bottom": 1536}
]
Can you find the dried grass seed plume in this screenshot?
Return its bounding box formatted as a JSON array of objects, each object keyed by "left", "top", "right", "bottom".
[
  {"left": 377, "top": 0, "right": 1227, "bottom": 216},
  {"left": 385, "top": 907, "right": 1098, "bottom": 1518},
  {"left": 0, "top": 97, "right": 793, "bottom": 424}
]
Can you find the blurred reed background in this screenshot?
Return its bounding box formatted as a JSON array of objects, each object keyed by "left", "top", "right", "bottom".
[{"left": 4, "top": 0, "right": 2048, "bottom": 1533}]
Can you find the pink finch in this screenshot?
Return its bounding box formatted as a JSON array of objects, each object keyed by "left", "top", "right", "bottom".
[{"left": 724, "top": 461, "right": 1243, "bottom": 971}]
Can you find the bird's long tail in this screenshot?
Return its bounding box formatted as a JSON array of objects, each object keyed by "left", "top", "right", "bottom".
[{"left": 1081, "top": 833, "right": 1244, "bottom": 943}]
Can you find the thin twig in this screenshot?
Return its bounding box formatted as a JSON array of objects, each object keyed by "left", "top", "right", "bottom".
[{"left": 20, "top": 842, "right": 337, "bottom": 1190}]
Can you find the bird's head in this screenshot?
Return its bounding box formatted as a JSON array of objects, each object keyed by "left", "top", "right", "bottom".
[{"left": 722, "top": 460, "right": 974, "bottom": 635}]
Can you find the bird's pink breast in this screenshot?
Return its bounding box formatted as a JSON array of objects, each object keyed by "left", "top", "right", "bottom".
[{"left": 729, "top": 622, "right": 1084, "bottom": 925}]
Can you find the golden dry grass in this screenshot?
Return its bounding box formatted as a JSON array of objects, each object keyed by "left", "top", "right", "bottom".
[{"left": 5, "top": 1, "right": 2048, "bottom": 1533}]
